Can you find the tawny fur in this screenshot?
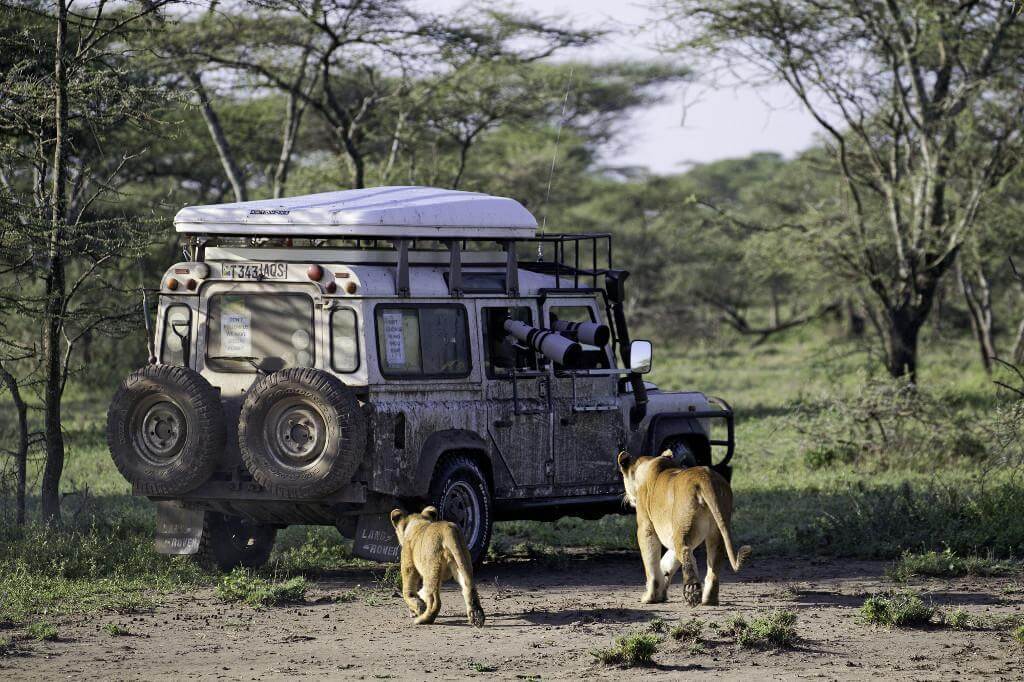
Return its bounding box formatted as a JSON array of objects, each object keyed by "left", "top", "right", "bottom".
[
  {"left": 618, "top": 450, "right": 752, "bottom": 607},
  {"left": 390, "top": 506, "right": 485, "bottom": 627}
]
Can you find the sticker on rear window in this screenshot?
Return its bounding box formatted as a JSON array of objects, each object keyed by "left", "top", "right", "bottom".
[
  {"left": 221, "top": 306, "right": 251, "bottom": 356},
  {"left": 382, "top": 312, "right": 406, "bottom": 366}
]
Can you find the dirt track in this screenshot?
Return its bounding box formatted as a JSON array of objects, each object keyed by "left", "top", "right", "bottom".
[{"left": 3, "top": 555, "right": 1023, "bottom": 680}]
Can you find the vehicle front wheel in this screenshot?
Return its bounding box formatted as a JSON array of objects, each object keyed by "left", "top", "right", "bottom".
[
  {"left": 429, "top": 455, "right": 492, "bottom": 566},
  {"left": 195, "top": 511, "right": 277, "bottom": 571}
]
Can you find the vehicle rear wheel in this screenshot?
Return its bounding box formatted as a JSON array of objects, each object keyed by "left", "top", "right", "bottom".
[
  {"left": 106, "top": 365, "right": 224, "bottom": 495},
  {"left": 195, "top": 511, "right": 277, "bottom": 571},
  {"left": 238, "top": 368, "right": 366, "bottom": 498},
  {"left": 429, "top": 455, "right": 492, "bottom": 566}
]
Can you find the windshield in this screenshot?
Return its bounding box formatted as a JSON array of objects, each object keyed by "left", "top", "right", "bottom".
[{"left": 205, "top": 292, "right": 314, "bottom": 373}]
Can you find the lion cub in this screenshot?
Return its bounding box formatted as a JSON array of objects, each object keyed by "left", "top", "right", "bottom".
[
  {"left": 389, "top": 506, "right": 485, "bottom": 627},
  {"left": 618, "top": 451, "right": 752, "bottom": 606}
]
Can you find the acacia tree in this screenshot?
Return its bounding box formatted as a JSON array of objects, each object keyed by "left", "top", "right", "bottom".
[
  {"left": 665, "top": 0, "right": 1024, "bottom": 380},
  {"left": 0, "top": 0, "right": 177, "bottom": 522}
]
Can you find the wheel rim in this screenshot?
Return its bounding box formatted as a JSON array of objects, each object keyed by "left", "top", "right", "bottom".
[
  {"left": 263, "top": 397, "right": 328, "bottom": 470},
  {"left": 131, "top": 396, "right": 187, "bottom": 466},
  {"left": 440, "top": 480, "right": 481, "bottom": 549}
]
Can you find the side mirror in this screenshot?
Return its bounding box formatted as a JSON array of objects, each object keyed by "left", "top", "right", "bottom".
[{"left": 629, "top": 340, "right": 652, "bottom": 374}]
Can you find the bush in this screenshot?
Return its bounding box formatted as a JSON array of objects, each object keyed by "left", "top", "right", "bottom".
[
  {"left": 592, "top": 631, "right": 660, "bottom": 667},
  {"left": 860, "top": 592, "right": 935, "bottom": 627},
  {"left": 793, "top": 377, "right": 987, "bottom": 471},
  {"left": 729, "top": 610, "right": 798, "bottom": 649},
  {"left": 215, "top": 568, "right": 307, "bottom": 607},
  {"left": 888, "top": 549, "right": 1021, "bottom": 582}
]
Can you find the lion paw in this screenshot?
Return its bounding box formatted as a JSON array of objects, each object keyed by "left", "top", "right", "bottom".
[{"left": 683, "top": 582, "right": 701, "bottom": 607}]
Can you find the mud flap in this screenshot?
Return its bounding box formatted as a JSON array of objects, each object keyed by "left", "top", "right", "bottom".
[
  {"left": 353, "top": 513, "right": 401, "bottom": 563},
  {"left": 154, "top": 500, "right": 204, "bottom": 555}
]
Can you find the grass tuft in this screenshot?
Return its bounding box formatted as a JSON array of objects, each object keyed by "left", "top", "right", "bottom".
[
  {"left": 1013, "top": 625, "right": 1024, "bottom": 646},
  {"left": 591, "top": 631, "right": 660, "bottom": 667},
  {"left": 669, "top": 618, "right": 704, "bottom": 641},
  {"left": 214, "top": 568, "right": 307, "bottom": 607},
  {"left": 729, "top": 610, "right": 798, "bottom": 649},
  {"left": 647, "top": 617, "right": 667, "bottom": 634},
  {"left": 102, "top": 623, "right": 131, "bottom": 636},
  {"left": 26, "top": 622, "right": 58, "bottom": 641},
  {"left": 470, "top": 661, "right": 497, "bottom": 672},
  {"left": 860, "top": 591, "right": 936, "bottom": 627},
  {"left": 888, "top": 549, "right": 1021, "bottom": 582}
]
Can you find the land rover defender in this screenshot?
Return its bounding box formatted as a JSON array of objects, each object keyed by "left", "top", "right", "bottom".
[{"left": 106, "top": 186, "right": 734, "bottom": 568}]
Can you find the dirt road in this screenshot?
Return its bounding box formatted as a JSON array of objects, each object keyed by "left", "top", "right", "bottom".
[{"left": 3, "top": 554, "right": 1022, "bottom": 680}]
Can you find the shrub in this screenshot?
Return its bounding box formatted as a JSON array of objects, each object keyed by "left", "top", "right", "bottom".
[
  {"left": 592, "top": 631, "right": 660, "bottom": 667},
  {"left": 729, "top": 610, "right": 798, "bottom": 649},
  {"left": 860, "top": 592, "right": 935, "bottom": 627},
  {"left": 888, "top": 549, "right": 1021, "bottom": 582},
  {"left": 215, "top": 568, "right": 307, "bottom": 607}
]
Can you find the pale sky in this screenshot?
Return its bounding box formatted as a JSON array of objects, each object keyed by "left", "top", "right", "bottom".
[{"left": 430, "top": 0, "right": 821, "bottom": 173}]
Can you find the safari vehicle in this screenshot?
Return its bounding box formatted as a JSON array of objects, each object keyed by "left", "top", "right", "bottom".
[{"left": 107, "top": 186, "right": 734, "bottom": 569}]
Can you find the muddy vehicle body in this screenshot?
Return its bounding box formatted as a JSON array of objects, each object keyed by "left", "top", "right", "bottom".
[{"left": 107, "top": 187, "right": 734, "bottom": 568}]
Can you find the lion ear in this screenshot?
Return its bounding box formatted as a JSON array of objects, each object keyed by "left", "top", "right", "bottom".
[
  {"left": 420, "top": 505, "right": 438, "bottom": 521},
  {"left": 617, "top": 451, "right": 632, "bottom": 472},
  {"left": 389, "top": 508, "right": 405, "bottom": 528}
]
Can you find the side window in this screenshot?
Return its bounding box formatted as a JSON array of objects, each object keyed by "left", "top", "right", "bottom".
[
  {"left": 331, "top": 308, "right": 359, "bottom": 373},
  {"left": 482, "top": 306, "right": 538, "bottom": 377},
  {"left": 376, "top": 305, "right": 471, "bottom": 378},
  {"left": 549, "top": 303, "right": 610, "bottom": 370},
  {"left": 161, "top": 304, "right": 192, "bottom": 367}
]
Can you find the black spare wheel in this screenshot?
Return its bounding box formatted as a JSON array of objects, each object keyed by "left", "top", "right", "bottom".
[
  {"left": 238, "top": 367, "right": 366, "bottom": 498},
  {"left": 196, "top": 511, "right": 277, "bottom": 571},
  {"left": 107, "top": 364, "right": 225, "bottom": 495},
  {"left": 430, "top": 455, "right": 493, "bottom": 565}
]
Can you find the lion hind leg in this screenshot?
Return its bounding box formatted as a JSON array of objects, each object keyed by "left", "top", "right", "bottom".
[
  {"left": 414, "top": 567, "right": 442, "bottom": 625},
  {"left": 675, "top": 534, "right": 702, "bottom": 607},
  {"left": 660, "top": 549, "right": 681, "bottom": 583},
  {"left": 702, "top": 529, "right": 724, "bottom": 606}
]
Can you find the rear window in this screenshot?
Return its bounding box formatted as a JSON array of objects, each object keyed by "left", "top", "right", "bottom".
[
  {"left": 206, "top": 293, "right": 314, "bottom": 373},
  {"left": 375, "top": 304, "right": 471, "bottom": 378}
]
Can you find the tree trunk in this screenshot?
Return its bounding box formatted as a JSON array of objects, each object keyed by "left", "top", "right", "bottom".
[
  {"left": 957, "top": 259, "right": 996, "bottom": 373},
  {"left": 885, "top": 308, "right": 921, "bottom": 382},
  {"left": 0, "top": 361, "right": 28, "bottom": 525},
  {"left": 189, "top": 71, "right": 247, "bottom": 203},
  {"left": 272, "top": 90, "right": 304, "bottom": 199},
  {"left": 41, "top": 0, "right": 69, "bottom": 525}
]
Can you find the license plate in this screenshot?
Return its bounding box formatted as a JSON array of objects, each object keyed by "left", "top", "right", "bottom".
[{"left": 221, "top": 262, "right": 288, "bottom": 280}]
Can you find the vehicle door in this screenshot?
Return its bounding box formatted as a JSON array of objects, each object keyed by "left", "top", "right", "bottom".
[
  {"left": 476, "top": 301, "right": 553, "bottom": 489},
  {"left": 196, "top": 282, "right": 324, "bottom": 467},
  {"left": 543, "top": 297, "right": 624, "bottom": 488}
]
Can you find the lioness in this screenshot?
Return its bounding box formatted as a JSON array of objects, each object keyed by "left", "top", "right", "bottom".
[
  {"left": 618, "top": 450, "right": 751, "bottom": 606},
  {"left": 390, "top": 506, "right": 485, "bottom": 627}
]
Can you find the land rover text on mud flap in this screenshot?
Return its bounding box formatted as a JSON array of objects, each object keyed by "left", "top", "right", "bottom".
[{"left": 106, "top": 186, "right": 735, "bottom": 569}]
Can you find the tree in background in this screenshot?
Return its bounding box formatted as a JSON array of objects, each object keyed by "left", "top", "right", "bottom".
[
  {"left": 0, "top": 0, "right": 179, "bottom": 522},
  {"left": 664, "top": 0, "right": 1024, "bottom": 380}
]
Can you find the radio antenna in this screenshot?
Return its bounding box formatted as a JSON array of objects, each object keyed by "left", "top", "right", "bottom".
[{"left": 538, "top": 66, "right": 574, "bottom": 260}]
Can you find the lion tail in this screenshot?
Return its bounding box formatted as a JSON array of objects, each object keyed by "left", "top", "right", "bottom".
[{"left": 698, "top": 475, "right": 751, "bottom": 572}]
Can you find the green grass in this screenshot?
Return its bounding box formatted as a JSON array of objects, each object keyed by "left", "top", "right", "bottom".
[
  {"left": 728, "top": 610, "right": 799, "bottom": 649},
  {"left": 591, "top": 631, "right": 660, "bottom": 667},
  {"left": 214, "top": 568, "right": 308, "bottom": 607},
  {"left": 1013, "top": 625, "right": 1024, "bottom": 646},
  {"left": 888, "top": 549, "right": 1021, "bottom": 582},
  {"left": 102, "top": 622, "right": 131, "bottom": 636},
  {"left": 26, "top": 622, "right": 58, "bottom": 641},
  {"left": 860, "top": 591, "right": 936, "bottom": 627},
  {"left": 669, "top": 618, "right": 703, "bottom": 641}
]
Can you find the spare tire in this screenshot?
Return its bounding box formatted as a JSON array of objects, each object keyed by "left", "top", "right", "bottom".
[
  {"left": 107, "top": 364, "right": 225, "bottom": 495},
  {"left": 238, "top": 367, "right": 366, "bottom": 498}
]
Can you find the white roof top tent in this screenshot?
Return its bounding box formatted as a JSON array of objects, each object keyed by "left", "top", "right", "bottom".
[
  {"left": 174, "top": 186, "right": 538, "bottom": 239},
  {"left": 174, "top": 185, "right": 614, "bottom": 297}
]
